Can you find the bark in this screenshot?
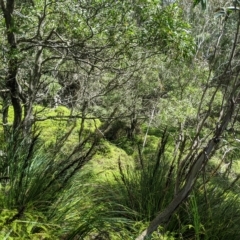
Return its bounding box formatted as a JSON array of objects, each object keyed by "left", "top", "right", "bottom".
[
  {"left": 2, "top": 94, "right": 10, "bottom": 138},
  {"left": 0, "top": 0, "right": 22, "bottom": 130}
]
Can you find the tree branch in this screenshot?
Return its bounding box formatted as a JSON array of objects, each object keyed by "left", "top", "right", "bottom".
[{"left": 136, "top": 94, "right": 237, "bottom": 240}]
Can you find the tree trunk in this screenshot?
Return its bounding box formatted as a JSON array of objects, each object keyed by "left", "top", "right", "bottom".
[
  {"left": 136, "top": 96, "right": 236, "bottom": 240},
  {"left": 0, "top": 0, "right": 22, "bottom": 131}
]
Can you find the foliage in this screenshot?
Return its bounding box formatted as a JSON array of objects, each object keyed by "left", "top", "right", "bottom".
[
  {"left": 1, "top": 0, "right": 240, "bottom": 239},
  {"left": 97, "top": 132, "right": 175, "bottom": 224},
  {"left": 0, "top": 0, "right": 195, "bottom": 134},
  {"left": 0, "top": 131, "right": 119, "bottom": 239},
  {"left": 168, "top": 183, "right": 240, "bottom": 240},
  {"left": 98, "top": 132, "right": 240, "bottom": 239}
]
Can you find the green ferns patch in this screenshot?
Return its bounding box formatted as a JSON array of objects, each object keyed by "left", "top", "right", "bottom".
[{"left": 0, "top": 209, "right": 59, "bottom": 239}]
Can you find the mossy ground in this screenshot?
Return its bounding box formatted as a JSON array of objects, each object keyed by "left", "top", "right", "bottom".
[{"left": 1, "top": 105, "right": 240, "bottom": 239}]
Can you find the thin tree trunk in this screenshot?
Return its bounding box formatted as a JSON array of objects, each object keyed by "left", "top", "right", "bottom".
[{"left": 136, "top": 96, "right": 236, "bottom": 240}]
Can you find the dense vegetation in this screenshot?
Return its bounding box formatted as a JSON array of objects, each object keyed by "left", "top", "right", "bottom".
[{"left": 1, "top": 0, "right": 240, "bottom": 239}]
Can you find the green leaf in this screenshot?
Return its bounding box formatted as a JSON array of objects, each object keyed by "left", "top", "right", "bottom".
[{"left": 193, "top": 0, "right": 207, "bottom": 10}]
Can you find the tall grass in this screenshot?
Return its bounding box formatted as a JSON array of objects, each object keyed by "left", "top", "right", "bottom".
[
  {"left": 96, "top": 132, "right": 177, "bottom": 238},
  {"left": 167, "top": 175, "right": 240, "bottom": 240},
  {"left": 1, "top": 129, "right": 240, "bottom": 239},
  {"left": 0, "top": 130, "right": 118, "bottom": 239},
  {"left": 98, "top": 131, "right": 240, "bottom": 239}
]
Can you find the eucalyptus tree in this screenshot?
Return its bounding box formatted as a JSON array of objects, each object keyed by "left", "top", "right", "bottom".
[{"left": 136, "top": 1, "right": 240, "bottom": 239}]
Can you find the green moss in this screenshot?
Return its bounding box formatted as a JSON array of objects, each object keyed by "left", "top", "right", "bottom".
[
  {"left": 0, "top": 105, "right": 103, "bottom": 157},
  {"left": 83, "top": 140, "right": 134, "bottom": 181},
  {"left": 35, "top": 106, "right": 71, "bottom": 140},
  {"left": 34, "top": 106, "right": 101, "bottom": 148}
]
